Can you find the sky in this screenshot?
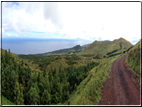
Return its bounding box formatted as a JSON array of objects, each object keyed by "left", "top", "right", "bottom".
[{"left": 1, "top": 2, "right": 141, "bottom": 45}]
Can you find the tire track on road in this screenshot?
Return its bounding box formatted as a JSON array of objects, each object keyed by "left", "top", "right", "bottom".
[{"left": 99, "top": 55, "right": 140, "bottom": 105}]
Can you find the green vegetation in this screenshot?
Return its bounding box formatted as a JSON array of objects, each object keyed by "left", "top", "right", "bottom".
[
  {"left": 125, "top": 39, "right": 141, "bottom": 77},
  {"left": 2, "top": 96, "right": 15, "bottom": 105},
  {"left": 1, "top": 37, "right": 136, "bottom": 105},
  {"left": 18, "top": 54, "right": 55, "bottom": 71},
  {"left": 93, "top": 53, "right": 106, "bottom": 59},
  {"left": 1, "top": 49, "right": 99, "bottom": 105},
  {"left": 1, "top": 49, "right": 31, "bottom": 105},
  {"left": 79, "top": 37, "right": 132, "bottom": 56},
  {"left": 36, "top": 43, "right": 90, "bottom": 56},
  {"left": 39, "top": 45, "right": 83, "bottom": 55},
  {"left": 62, "top": 55, "right": 120, "bottom": 105}
]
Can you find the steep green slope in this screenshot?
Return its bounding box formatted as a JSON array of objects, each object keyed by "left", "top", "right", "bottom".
[
  {"left": 2, "top": 96, "right": 15, "bottom": 105},
  {"left": 1, "top": 49, "right": 32, "bottom": 105},
  {"left": 125, "top": 39, "right": 141, "bottom": 77},
  {"left": 78, "top": 37, "right": 132, "bottom": 56},
  {"left": 60, "top": 54, "right": 121, "bottom": 105}
]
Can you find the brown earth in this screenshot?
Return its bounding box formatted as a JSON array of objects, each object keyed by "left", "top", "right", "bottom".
[{"left": 98, "top": 55, "right": 140, "bottom": 105}]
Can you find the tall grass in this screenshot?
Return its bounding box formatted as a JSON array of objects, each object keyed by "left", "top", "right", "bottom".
[{"left": 125, "top": 40, "right": 141, "bottom": 77}]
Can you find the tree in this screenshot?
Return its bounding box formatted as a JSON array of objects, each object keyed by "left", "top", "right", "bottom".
[
  {"left": 26, "top": 86, "right": 40, "bottom": 105},
  {"left": 41, "top": 89, "right": 51, "bottom": 105},
  {"left": 1, "top": 72, "right": 6, "bottom": 96},
  {"left": 62, "top": 78, "right": 70, "bottom": 101},
  {"left": 37, "top": 71, "right": 40, "bottom": 82},
  {"left": 55, "top": 91, "right": 62, "bottom": 103},
  {"left": 19, "top": 83, "right": 24, "bottom": 105},
  {"left": 43, "top": 67, "right": 46, "bottom": 77},
  {"left": 14, "top": 82, "right": 24, "bottom": 105},
  {"left": 21, "top": 60, "right": 24, "bottom": 66},
  {"left": 9, "top": 70, "right": 19, "bottom": 102}
]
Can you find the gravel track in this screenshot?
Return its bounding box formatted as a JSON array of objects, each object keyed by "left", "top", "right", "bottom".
[{"left": 98, "top": 55, "right": 140, "bottom": 105}]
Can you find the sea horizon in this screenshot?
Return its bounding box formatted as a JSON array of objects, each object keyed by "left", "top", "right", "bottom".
[{"left": 2, "top": 38, "right": 92, "bottom": 55}]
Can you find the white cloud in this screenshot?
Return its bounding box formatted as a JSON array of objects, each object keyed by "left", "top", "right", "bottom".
[
  {"left": 2, "top": 2, "right": 141, "bottom": 44},
  {"left": 59, "top": 2, "right": 141, "bottom": 42},
  {"left": 7, "top": 33, "right": 11, "bottom": 37}
]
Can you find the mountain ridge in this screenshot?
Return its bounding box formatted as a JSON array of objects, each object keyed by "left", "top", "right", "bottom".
[{"left": 78, "top": 37, "right": 132, "bottom": 56}]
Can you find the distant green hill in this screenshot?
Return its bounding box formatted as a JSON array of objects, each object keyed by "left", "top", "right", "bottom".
[
  {"left": 125, "top": 39, "right": 141, "bottom": 77},
  {"left": 38, "top": 45, "right": 82, "bottom": 55},
  {"left": 37, "top": 44, "right": 90, "bottom": 56},
  {"left": 45, "top": 55, "right": 70, "bottom": 73},
  {"left": 78, "top": 37, "right": 132, "bottom": 56}
]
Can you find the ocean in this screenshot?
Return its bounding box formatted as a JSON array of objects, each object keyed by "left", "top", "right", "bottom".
[{"left": 2, "top": 38, "right": 91, "bottom": 55}]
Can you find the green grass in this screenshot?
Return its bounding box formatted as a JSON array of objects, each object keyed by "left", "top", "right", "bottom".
[
  {"left": 125, "top": 39, "right": 141, "bottom": 77},
  {"left": 2, "top": 96, "right": 15, "bottom": 105},
  {"left": 78, "top": 37, "right": 132, "bottom": 56}
]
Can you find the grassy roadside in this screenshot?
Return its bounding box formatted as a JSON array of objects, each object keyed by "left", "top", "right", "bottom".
[
  {"left": 125, "top": 40, "right": 140, "bottom": 78},
  {"left": 125, "top": 40, "right": 141, "bottom": 86},
  {"left": 60, "top": 54, "right": 123, "bottom": 105}
]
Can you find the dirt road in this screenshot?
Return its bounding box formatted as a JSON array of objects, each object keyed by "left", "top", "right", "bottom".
[{"left": 99, "top": 55, "right": 140, "bottom": 105}]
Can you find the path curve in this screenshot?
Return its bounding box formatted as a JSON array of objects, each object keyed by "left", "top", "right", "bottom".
[{"left": 98, "top": 55, "right": 140, "bottom": 105}]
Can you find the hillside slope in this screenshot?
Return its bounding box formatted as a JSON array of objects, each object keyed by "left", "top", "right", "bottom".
[
  {"left": 45, "top": 55, "right": 69, "bottom": 73},
  {"left": 45, "top": 54, "right": 97, "bottom": 73},
  {"left": 2, "top": 96, "right": 15, "bottom": 105},
  {"left": 78, "top": 37, "right": 132, "bottom": 56},
  {"left": 64, "top": 55, "right": 120, "bottom": 105},
  {"left": 125, "top": 39, "right": 141, "bottom": 77}
]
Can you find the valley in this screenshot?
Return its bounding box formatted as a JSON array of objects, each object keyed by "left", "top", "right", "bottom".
[{"left": 1, "top": 38, "right": 141, "bottom": 105}]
